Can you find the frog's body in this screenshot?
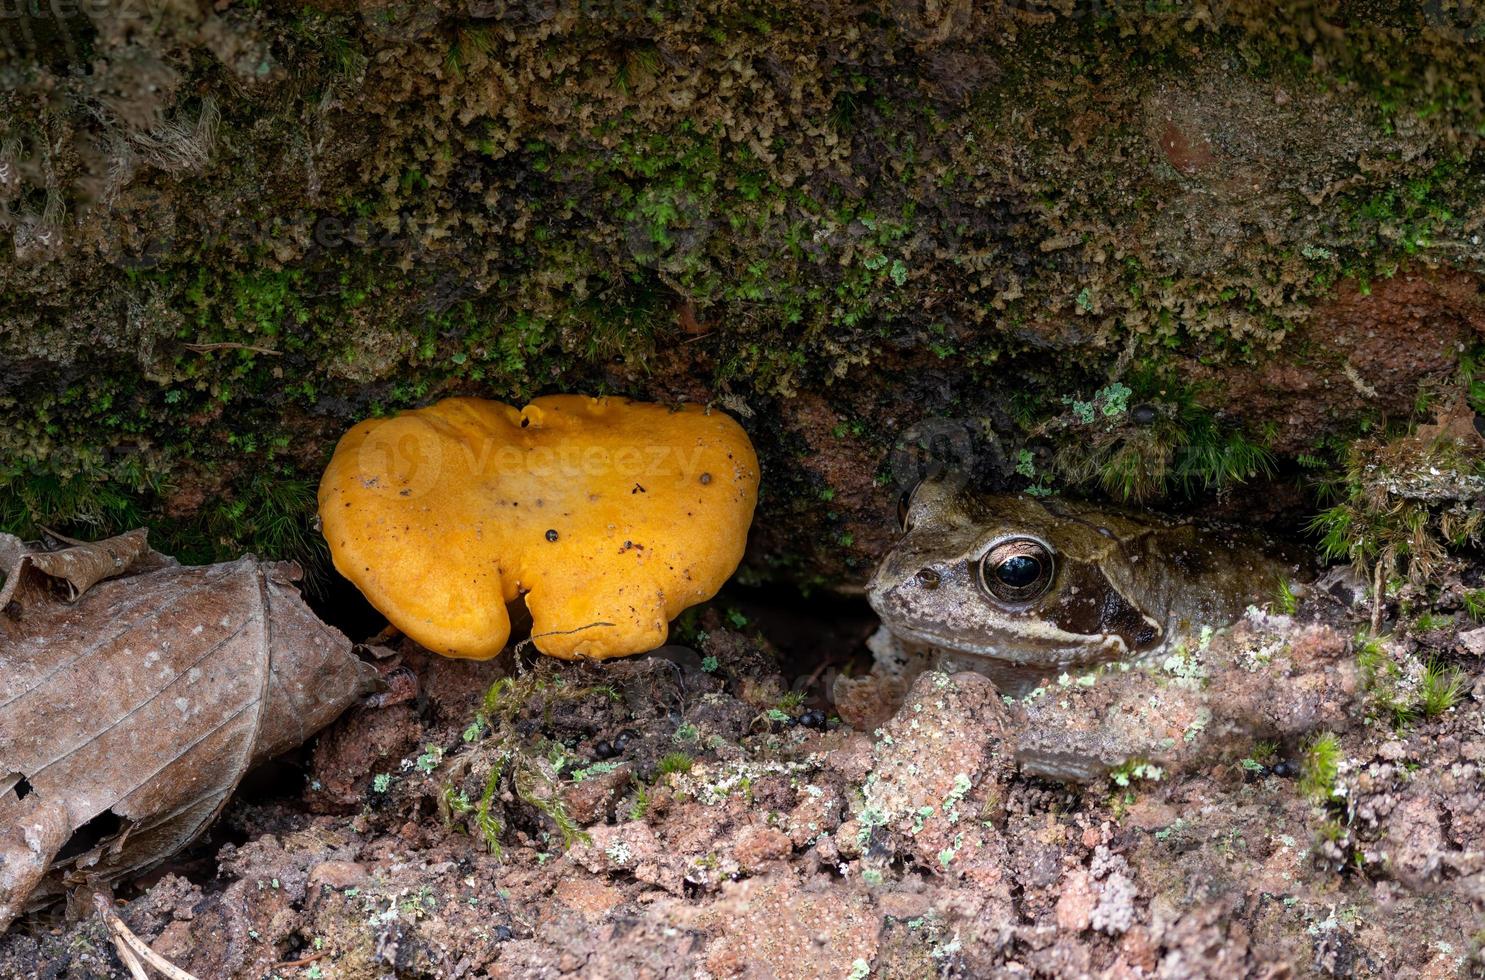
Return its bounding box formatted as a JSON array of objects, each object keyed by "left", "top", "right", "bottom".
[{"left": 866, "top": 480, "right": 1309, "bottom": 695}]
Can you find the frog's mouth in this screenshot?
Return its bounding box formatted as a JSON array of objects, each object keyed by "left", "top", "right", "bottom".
[{"left": 884, "top": 622, "right": 1132, "bottom": 670}]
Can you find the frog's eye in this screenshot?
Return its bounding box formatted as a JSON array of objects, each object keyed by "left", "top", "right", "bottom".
[
  {"left": 896, "top": 481, "right": 922, "bottom": 532},
  {"left": 979, "top": 537, "right": 1055, "bottom": 603}
]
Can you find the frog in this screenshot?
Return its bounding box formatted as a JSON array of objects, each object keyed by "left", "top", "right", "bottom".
[{"left": 864, "top": 477, "right": 1311, "bottom": 697}]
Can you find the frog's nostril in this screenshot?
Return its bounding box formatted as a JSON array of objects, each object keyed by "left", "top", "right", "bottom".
[{"left": 914, "top": 567, "right": 941, "bottom": 589}]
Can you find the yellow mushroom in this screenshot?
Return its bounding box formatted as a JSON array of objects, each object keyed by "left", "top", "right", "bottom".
[{"left": 318, "top": 395, "right": 759, "bottom": 660}]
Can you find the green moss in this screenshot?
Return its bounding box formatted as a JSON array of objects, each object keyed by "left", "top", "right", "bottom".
[
  {"left": 1299, "top": 731, "right": 1343, "bottom": 803},
  {"left": 777, "top": 690, "right": 806, "bottom": 711},
  {"left": 1419, "top": 659, "right": 1466, "bottom": 719},
  {"left": 1310, "top": 377, "right": 1484, "bottom": 621},
  {"left": 1411, "top": 612, "right": 1456, "bottom": 632},
  {"left": 437, "top": 674, "right": 596, "bottom": 857},
  {"left": 1353, "top": 631, "right": 1463, "bottom": 730},
  {"left": 627, "top": 780, "right": 652, "bottom": 821},
  {"left": 1355, "top": 633, "right": 1387, "bottom": 686},
  {"left": 0, "top": 472, "right": 149, "bottom": 538},
  {"left": 1273, "top": 578, "right": 1300, "bottom": 616},
  {"left": 1038, "top": 370, "right": 1274, "bottom": 503},
  {"left": 657, "top": 752, "right": 695, "bottom": 775}
]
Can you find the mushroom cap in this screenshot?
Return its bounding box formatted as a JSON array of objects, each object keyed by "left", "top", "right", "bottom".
[{"left": 318, "top": 395, "right": 759, "bottom": 660}]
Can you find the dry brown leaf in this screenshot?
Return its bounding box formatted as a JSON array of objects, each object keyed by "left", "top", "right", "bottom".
[
  {"left": 0, "top": 527, "right": 159, "bottom": 610},
  {"left": 0, "top": 531, "right": 379, "bottom": 932}
]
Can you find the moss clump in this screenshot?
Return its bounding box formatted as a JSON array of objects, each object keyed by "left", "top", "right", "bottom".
[
  {"left": 657, "top": 752, "right": 695, "bottom": 776},
  {"left": 437, "top": 675, "right": 592, "bottom": 857},
  {"left": 1418, "top": 659, "right": 1467, "bottom": 720},
  {"left": 1312, "top": 396, "right": 1484, "bottom": 627},
  {"left": 1355, "top": 631, "right": 1467, "bottom": 730},
  {"left": 1030, "top": 372, "right": 1274, "bottom": 503},
  {"left": 1299, "top": 731, "right": 1343, "bottom": 804},
  {"left": 1313, "top": 442, "right": 1485, "bottom": 586}
]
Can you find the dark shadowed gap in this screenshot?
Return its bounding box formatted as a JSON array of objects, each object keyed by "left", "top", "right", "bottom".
[
  {"left": 305, "top": 570, "right": 387, "bottom": 642},
  {"left": 55, "top": 809, "right": 123, "bottom": 863},
  {"left": 710, "top": 583, "right": 879, "bottom": 708}
]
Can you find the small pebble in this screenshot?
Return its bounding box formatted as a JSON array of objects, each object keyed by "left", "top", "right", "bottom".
[
  {"left": 1272, "top": 759, "right": 1298, "bottom": 778},
  {"left": 614, "top": 729, "right": 639, "bottom": 751},
  {"left": 798, "top": 709, "right": 828, "bottom": 730},
  {"left": 1131, "top": 403, "right": 1159, "bottom": 425},
  {"left": 593, "top": 740, "right": 617, "bottom": 760},
  {"left": 492, "top": 924, "right": 513, "bottom": 942}
]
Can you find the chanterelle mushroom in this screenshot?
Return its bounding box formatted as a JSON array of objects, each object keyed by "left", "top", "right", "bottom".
[{"left": 318, "top": 395, "right": 759, "bottom": 660}]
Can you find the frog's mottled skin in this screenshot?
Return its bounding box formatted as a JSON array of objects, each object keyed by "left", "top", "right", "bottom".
[{"left": 867, "top": 479, "right": 1308, "bottom": 695}]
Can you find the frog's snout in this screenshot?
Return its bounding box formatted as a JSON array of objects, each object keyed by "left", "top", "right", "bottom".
[{"left": 866, "top": 558, "right": 945, "bottom": 617}]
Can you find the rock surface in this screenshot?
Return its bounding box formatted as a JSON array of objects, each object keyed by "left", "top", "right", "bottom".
[{"left": 5, "top": 576, "right": 1485, "bottom": 977}]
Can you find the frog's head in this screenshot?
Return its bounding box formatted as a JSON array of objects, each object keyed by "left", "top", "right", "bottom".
[{"left": 866, "top": 478, "right": 1165, "bottom": 672}]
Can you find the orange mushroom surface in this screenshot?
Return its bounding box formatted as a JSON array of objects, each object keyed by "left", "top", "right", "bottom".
[{"left": 318, "top": 395, "right": 759, "bottom": 660}]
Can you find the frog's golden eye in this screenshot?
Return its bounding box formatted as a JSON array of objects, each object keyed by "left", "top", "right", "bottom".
[
  {"left": 979, "top": 537, "right": 1055, "bottom": 603},
  {"left": 896, "top": 481, "right": 922, "bottom": 532}
]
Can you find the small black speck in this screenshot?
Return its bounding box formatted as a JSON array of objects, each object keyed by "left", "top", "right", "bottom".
[
  {"left": 399, "top": 489, "right": 411, "bottom": 497},
  {"left": 545, "top": 529, "right": 559, "bottom": 542},
  {"left": 520, "top": 417, "right": 530, "bottom": 428},
  {"left": 632, "top": 483, "right": 646, "bottom": 494},
  {"left": 699, "top": 473, "right": 712, "bottom": 485}
]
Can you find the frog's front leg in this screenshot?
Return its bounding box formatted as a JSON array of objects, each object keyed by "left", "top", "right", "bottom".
[
  {"left": 832, "top": 625, "right": 934, "bottom": 730},
  {"left": 1006, "top": 614, "right": 1361, "bottom": 784}
]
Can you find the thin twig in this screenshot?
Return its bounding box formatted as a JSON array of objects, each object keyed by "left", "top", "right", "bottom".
[
  {"left": 94, "top": 894, "right": 202, "bottom": 980},
  {"left": 272, "top": 950, "right": 329, "bottom": 969},
  {"left": 801, "top": 655, "right": 836, "bottom": 696},
  {"left": 183, "top": 342, "right": 282, "bottom": 356},
  {"left": 116, "top": 943, "right": 151, "bottom": 980}
]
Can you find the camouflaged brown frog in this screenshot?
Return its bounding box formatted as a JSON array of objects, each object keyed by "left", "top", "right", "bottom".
[{"left": 865, "top": 477, "right": 1311, "bottom": 696}]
